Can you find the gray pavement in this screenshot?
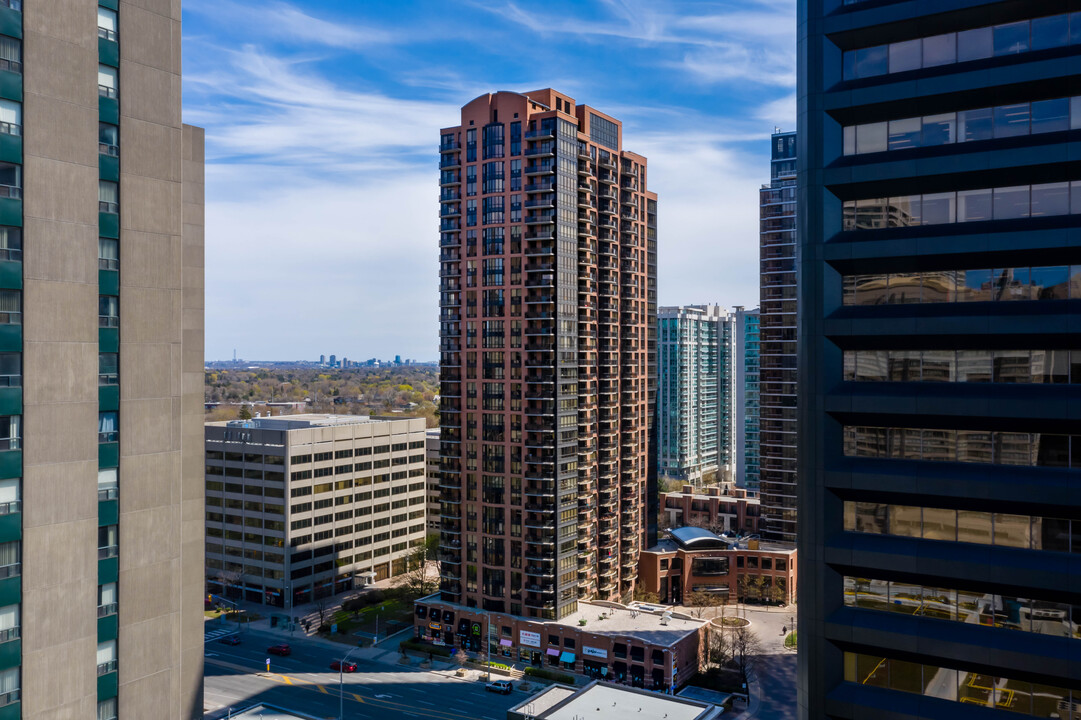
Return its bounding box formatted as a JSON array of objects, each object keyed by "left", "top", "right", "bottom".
[{"left": 203, "top": 626, "right": 525, "bottom": 720}]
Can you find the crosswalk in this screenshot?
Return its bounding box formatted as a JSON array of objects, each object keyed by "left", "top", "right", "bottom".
[{"left": 204, "top": 627, "right": 237, "bottom": 643}]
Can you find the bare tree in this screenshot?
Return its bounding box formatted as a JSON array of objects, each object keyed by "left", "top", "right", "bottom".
[
  {"left": 314, "top": 595, "right": 331, "bottom": 629},
  {"left": 731, "top": 625, "right": 763, "bottom": 684},
  {"left": 706, "top": 625, "right": 732, "bottom": 670},
  {"left": 395, "top": 543, "right": 436, "bottom": 598},
  {"left": 633, "top": 587, "right": 660, "bottom": 604},
  {"left": 215, "top": 568, "right": 243, "bottom": 602},
  {"left": 686, "top": 590, "right": 720, "bottom": 619}
]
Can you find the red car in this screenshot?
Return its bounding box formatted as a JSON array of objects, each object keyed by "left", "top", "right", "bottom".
[
  {"left": 330, "top": 660, "right": 357, "bottom": 673},
  {"left": 267, "top": 644, "right": 291, "bottom": 656}
]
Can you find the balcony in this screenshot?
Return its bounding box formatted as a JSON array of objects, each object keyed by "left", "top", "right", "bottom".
[
  {"left": 439, "top": 155, "right": 461, "bottom": 170},
  {"left": 525, "top": 128, "right": 555, "bottom": 140},
  {"left": 525, "top": 143, "right": 555, "bottom": 157},
  {"left": 439, "top": 140, "right": 461, "bottom": 153},
  {"left": 524, "top": 163, "right": 555, "bottom": 176}
]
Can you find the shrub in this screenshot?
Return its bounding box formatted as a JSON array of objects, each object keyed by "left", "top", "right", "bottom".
[
  {"left": 366, "top": 589, "right": 385, "bottom": 605},
  {"left": 400, "top": 639, "right": 452, "bottom": 658},
  {"left": 524, "top": 667, "right": 574, "bottom": 684}
]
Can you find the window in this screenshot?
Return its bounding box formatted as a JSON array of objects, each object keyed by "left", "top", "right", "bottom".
[
  {"left": 0, "top": 353, "right": 16, "bottom": 389},
  {"left": 98, "top": 582, "right": 117, "bottom": 617},
  {"left": 0, "top": 667, "right": 16, "bottom": 707},
  {"left": 99, "top": 122, "right": 118, "bottom": 156},
  {"left": 99, "top": 180, "right": 118, "bottom": 213},
  {"left": 0, "top": 541, "right": 18, "bottom": 577},
  {"left": 97, "top": 639, "right": 117, "bottom": 675},
  {"left": 0, "top": 227, "right": 19, "bottom": 264},
  {"left": 98, "top": 468, "right": 117, "bottom": 500},
  {"left": 98, "top": 64, "right": 117, "bottom": 98},
  {"left": 98, "top": 352, "right": 118, "bottom": 386},
  {"left": 97, "top": 7, "right": 117, "bottom": 41},
  {"left": 98, "top": 411, "right": 117, "bottom": 443},
  {"left": 0, "top": 604, "right": 16, "bottom": 643},
  {"left": 0, "top": 163, "right": 19, "bottom": 199},
  {"left": 0, "top": 37, "right": 20, "bottom": 75},
  {"left": 97, "top": 698, "right": 118, "bottom": 720},
  {"left": 98, "top": 237, "right": 118, "bottom": 270},
  {"left": 0, "top": 478, "right": 16, "bottom": 514},
  {"left": 0, "top": 99, "right": 18, "bottom": 138},
  {"left": 99, "top": 295, "right": 118, "bottom": 327},
  {"left": 98, "top": 525, "right": 118, "bottom": 559},
  {"left": 0, "top": 415, "right": 17, "bottom": 451}
]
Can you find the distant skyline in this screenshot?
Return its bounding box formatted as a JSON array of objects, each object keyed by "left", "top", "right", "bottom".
[{"left": 183, "top": 0, "right": 796, "bottom": 361}]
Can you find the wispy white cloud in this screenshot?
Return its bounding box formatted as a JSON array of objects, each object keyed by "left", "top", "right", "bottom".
[
  {"left": 185, "top": 0, "right": 399, "bottom": 49},
  {"left": 184, "top": 0, "right": 793, "bottom": 359}
]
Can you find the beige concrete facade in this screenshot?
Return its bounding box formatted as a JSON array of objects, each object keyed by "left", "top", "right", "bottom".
[
  {"left": 6, "top": 0, "right": 204, "bottom": 717},
  {"left": 205, "top": 415, "right": 428, "bottom": 610}
]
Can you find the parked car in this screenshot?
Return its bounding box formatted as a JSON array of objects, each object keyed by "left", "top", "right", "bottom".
[
  {"left": 219, "top": 635, "right": 241, "bottom": 646},
  {"left": 485, "top": 680, "right": 513, "bottom": 695},
  {"left": 330, "top": 660, "right": 357, "bottom": 673},
  {"left": 267, "top": 644, "right": 291, "bottom": 656}
]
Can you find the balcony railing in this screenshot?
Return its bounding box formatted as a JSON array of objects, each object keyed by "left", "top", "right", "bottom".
[
  {"left": 98, "top": 487, "right": 118, "bottom": 501},
  {"left": 97, "top": 660, "right": 117, "bottom": 676},
  {"left": 98, "top": 27, "right": 117, "bottom": 41},
  {"left": 97, "top": 602, "right": 117, "bottom": 618},
  {"left": 98, "top": 545, "right": 118, "bottom": 560},
  {"left": 0, "top": 689, "right": 17, "bottom": 708},
  {"left": 0, "top": 500, "right": 17, "bottom": 515},
  {"left": 0, "top": 562, "right": 18, "bottom": 579},
  {"left": 98, "top": 84, "right": 116, "bottom": 99}
]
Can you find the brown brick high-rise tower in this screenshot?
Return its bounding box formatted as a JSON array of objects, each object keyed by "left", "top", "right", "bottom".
[{"left": 438, "top": 90, "right": 656, "bottom": 619}]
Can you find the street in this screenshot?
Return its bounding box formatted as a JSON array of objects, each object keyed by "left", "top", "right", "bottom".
[{"left": 203, "top": 629, "right": 522, "bottom": 720}]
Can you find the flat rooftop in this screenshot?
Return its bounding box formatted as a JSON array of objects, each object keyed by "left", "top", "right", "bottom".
[
  {"left": 645, "top": 538, "right": 795, "bottom": 555},
  {"left": 228, "top": 705, "right": 323, "bottom": 720},
  {"left": 552, "top": 601, "right": 705, "bottom": 646},
  {"left": 208, "top": 414, "right": 410, "bottom": 430},
  {"left": 513, "top": 682, "right": 718, "bottom": 720}
]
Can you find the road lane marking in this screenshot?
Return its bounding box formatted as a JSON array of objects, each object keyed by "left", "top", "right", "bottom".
[{"left": 316, "top": 685, "right": 327, "bottom": 694}]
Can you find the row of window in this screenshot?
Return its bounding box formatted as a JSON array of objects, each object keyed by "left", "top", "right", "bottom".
[
  {"left": 843, "top": 576, "right": 1077, "bottom": 641},
  {"left": 844, "top": 96, "right": 1081, "bottom": 156},
  {"left": 843, "top": 13, "right": 1081, "bottom": 80},
  {"left": 844, "top": 501, "right": 1079, "bottom": 553},
  {"left": 98, "top": 0, "right": 120, "bottom": 707},
  {"left": 842, "top": 349, "right": 1081, "bottom": 385},
  {"left": 288, "top": 440, "right": 423, "bottom": 464},
  {"left": 843, "top": 181, "right": 1081, "bottom": 231},
  {"left": 844, "top": 651, "right": 1075, "bottom": 716},
  {"left": 841, "top": 267, "right": 1081, "bottom": 306},
  {"left": 205, "top": 480, "right": 284, "bottom": 497},
  {"left": 843, "top": 426, "right": 1081, "bottom": 468}
]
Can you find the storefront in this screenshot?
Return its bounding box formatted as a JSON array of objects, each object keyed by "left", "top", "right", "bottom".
[{"left": 411, "top": 596, "right": 706, "bottom": 691}]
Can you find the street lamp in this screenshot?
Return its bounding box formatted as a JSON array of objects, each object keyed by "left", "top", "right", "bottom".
[{"left": 338, "top": 645, "right": 362, "bottom": 720}]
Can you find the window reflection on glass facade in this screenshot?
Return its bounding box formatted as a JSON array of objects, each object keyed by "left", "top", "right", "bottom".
[
  {"left": 846, "top": 349, "right": 1077, "bottom": 384},
  {"left": 842, "top": 267, "right": 1080, "bottom": 306},
  {"left": 845, "top": 95, "right": 1081, "bottom": 157},
  {"left": 843, "top": 425, "right": 1081, "bottom": 468},
  {"left": 844, "top": 579, "right": 1081, "bottom": 641},
  {"left": 843, "top": 13, "right": 1081, "bottom": 81},
  {"left": 844, "top": 183, "right": 1081, "bottom": 230}
]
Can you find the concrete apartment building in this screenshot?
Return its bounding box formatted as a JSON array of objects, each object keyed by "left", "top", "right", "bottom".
[
  {"left": 437, "top": 89, "right": 657, "bottom": 619},
  {"left": 758, "top": 131, "right": 797, "bottom": 543},
  {"left": 425, "top": 427, "right": 440, "bottom": 535},
  {"left": 657, "top": 305, "right": 731, "bottom": 485},
  {"left": 205, "top": 415, "right": 427, "bottom": 609},
  {"left": 732, "top": 307, "right": 759, "bottom": 490},
  {"left": 800, "top": 2, "right": 1081, "bottom": 716},
  {"left": 0, "top": 0, "right": 206, "bottom": 717}
]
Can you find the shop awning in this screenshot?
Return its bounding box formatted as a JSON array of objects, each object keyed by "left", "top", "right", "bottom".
[
  {"left": 546, "top": 648, "right": 560, "bottom": 656},
  {"left": 500, "top": 639, "right": 512, "bottom": 647},
  {"left": 559, "top": 651, "right": 576, "bottom": 663}
]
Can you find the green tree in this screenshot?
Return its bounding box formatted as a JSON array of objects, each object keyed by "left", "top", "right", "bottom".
[{"left": 238, "top": 404, "right": 252, "bottom": 420}]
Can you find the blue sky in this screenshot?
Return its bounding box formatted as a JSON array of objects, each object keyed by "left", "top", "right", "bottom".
[{"left": 182, "top": 0, "right": 796, "bottom": 361}]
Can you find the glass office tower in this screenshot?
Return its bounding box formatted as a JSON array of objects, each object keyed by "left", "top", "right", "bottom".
[
  {"left": 799, "top": 1, "right": 1081, "bottom": 717},
  {"left": 759, "top": 131, "right": 797, "bottom": 540}
]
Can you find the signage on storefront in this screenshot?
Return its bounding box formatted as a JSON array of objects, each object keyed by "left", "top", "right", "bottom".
[
  {"left": 583, "top": 646, "right": 608, "bottom": 659},
  {"left": 428, "top": 622, "right": 441, "bottom": 630},
  {"left": 519, "top": 630, "right": 541, "bottom": 647},
  {"left": 471, "top": 622, "right": 482, "bottom": 636},
  {"left": 433, "top": 639, "right": 445, "bottom": 646}
]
